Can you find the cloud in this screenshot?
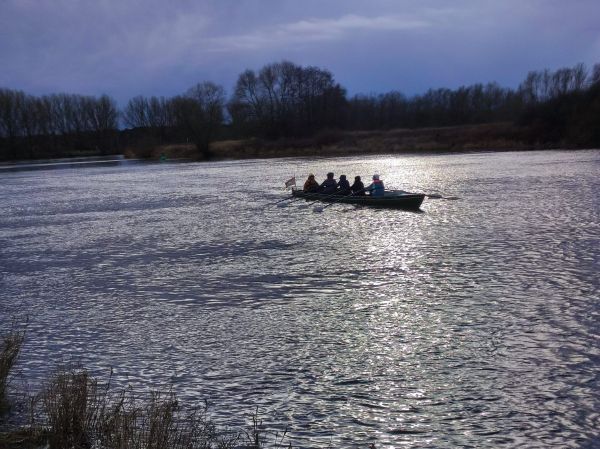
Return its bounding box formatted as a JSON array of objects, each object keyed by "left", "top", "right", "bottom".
[
  {"left": 1, "top": 0, "right": 599, "bottom": 104},
  {"left": 206, "top": 14, "right": 432, "bottom": 52},
  {"left": 0, "top": 1, "right": 215, "bottom": 94}
]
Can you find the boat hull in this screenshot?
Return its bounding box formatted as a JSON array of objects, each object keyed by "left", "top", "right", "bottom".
[{"left": 292, "top": 189, "right": 425, "bottom": 210}]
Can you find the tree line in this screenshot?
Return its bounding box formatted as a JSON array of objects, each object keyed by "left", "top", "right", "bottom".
[
  {"left": 0, "top": 91, "right": 119, "bottom": 160},
  {"left": 1, "top": 61, "right": 599, "bottom": 160}
]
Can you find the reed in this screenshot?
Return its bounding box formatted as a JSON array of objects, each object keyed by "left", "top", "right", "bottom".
[
  {"left": 0, "top": 330, "right": 24, "bottom": 412},
  {"left": 41, "top": 368, "right": 101, "bottom": 448},
  {"left": 93, "top": 388, "right": 225, "bottom": 449},
  {"left": 4, "top": 362, "right": 298, "bottom": 448},
  {"left": 37, "top": 368, "right": 247, "bottom": 449}
]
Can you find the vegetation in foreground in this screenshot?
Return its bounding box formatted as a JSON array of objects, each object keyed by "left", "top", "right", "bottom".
[
  {"left": 1, "top": 61, "right": 600, "bottom": 162},
  {"left": 0, "top": 329, "right": 24, "bottom": 414},
  {"left": 0, "top": 330, "right": 298, "bottom": 449}
]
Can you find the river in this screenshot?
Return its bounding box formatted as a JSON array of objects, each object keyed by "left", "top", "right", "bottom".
[{"left": 1, "top": 150, "right": 599, "bottom": 448}]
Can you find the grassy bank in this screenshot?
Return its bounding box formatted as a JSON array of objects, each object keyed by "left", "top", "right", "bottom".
[
  {"left": 128, "top": 122, "right": 567, "bottom": 161},
  {"left": 0, "top": 331, "right": 297, "bottom": 449}
]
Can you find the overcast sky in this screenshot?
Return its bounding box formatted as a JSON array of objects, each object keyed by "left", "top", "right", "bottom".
[{"left": 1, "top": 0, "right": 599, "bottom": 105}]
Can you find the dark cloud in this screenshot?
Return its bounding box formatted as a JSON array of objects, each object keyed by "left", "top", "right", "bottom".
[{"left": 1, "top": 0, "right": 599, "bottom": 105}]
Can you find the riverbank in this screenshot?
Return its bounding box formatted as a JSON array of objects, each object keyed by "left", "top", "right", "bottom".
[
  {"left": 124, "top": 122, "right": 571, "bottom": 161},
  {"left": 0, "top": 329, "right": 292, "bottom": 449}
]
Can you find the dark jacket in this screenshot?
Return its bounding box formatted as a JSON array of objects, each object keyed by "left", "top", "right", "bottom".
[
  {"left": 337, "top": 178, "right": 350, "bottom": 194},
  {"left": 320, "top": 178, "right": 337, "bottom": 194},
  {"left": 351, "top": 180, "right": 365, "bottom": 195}
]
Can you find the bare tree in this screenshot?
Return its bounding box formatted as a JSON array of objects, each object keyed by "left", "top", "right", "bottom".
[
  {"left": 172, "top": 81, "right": 225, "bottom": 159},
  {"left": 590, "top": 64, "right": 600, "bottom": 86},
  {"left": 0, "top": 89, "right": 27, "bottom": 158},
  {"left": 147, "top": 97, "right": 174, "bottom": 129},
  {"left": 229, "top": 61, "right": 346, "bottom": 137},
  {"left": 571, "top": 63, "right": 588, "bottom": 91},
  {"left": 123, "top": 96, "right": 150, "bottom": 128}
]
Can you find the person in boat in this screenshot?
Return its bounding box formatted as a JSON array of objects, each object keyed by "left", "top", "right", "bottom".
[
  {"left": 319, "top": 172, "right": 337, "bottom": 194},
  {"left": 350, "top": 175, "right": 365, "bottom": 196},
  {"left": 303, "top": 174, "right": 319, "bottom": 193},
  {"left": 365, "top": 174, "right": 385, "bottom": 196},
  {"left": 337, "top": 174, "right": 351, "bottom": 195}
]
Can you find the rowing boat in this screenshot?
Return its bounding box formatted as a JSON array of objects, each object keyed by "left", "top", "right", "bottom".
[{"left": 292, "top": 188, "right": 425, "bottom": 210}]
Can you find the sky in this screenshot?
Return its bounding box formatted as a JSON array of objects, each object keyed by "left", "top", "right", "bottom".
[{"left": 1, "top": 0, "right": 600, "bottom": 106}]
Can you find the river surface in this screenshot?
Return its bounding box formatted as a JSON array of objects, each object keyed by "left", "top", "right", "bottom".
[{"left": 1, "top": 150, "right": 599, "bottom": 448}]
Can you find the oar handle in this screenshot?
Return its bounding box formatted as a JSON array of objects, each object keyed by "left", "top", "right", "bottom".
[
  {"left": 305, "top": 190, "right": 343, "bottom": 206},
  {"left": 267, "top": 196, "right": 294, "bottom": 206},
  {"left": 350, "top": 187, "right": 367, "bottom": 196},
  {"left": 317, "top": 188, "right": 365, "bottom": 210}
]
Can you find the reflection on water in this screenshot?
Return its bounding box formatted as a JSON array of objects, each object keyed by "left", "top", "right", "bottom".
[
  {"left": 0, "top": 154, "right": 140, "bottom": 172},
  {"left": 1, "top": 151, "right": 599, "bottom": 448}
]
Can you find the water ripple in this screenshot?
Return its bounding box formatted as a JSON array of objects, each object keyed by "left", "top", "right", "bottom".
[{"left": 1, "top": 150, "right": 599, "bottom": 448}]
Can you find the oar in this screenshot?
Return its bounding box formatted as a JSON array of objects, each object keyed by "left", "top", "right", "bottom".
[
  {"left": 268, "top": 196, "right": 294, "bottom": 206},
  {"left": 387, "top": 185, "right": 460, "bottom": 200},
  {"left": 264, "top": 192, "right": 304, "bottom": 208},
  {"left": 313, "top": 188, "right": 366, "bottom": 212},
  {"left": 297, "top": 190, "right": 342, "bottom": 209},
  {"left": 424, "top": 193, "right": 460, "bottom": 200},
  {"left": 276, "top": 196, "right": 305, "bottom": 207},
  {"left": 313, "top": 201, "right": 338, "bottom": 213}
]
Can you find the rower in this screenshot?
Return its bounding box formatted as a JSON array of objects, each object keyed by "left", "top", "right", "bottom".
[
  {"left": 350, "top": 176, "right": 365, "bottom": 196},
  {"left": 365, "top": 174, "right": 385, "bottom": 196},
  {"left": 319, "top": 172, "right": 337, "bottom": 194},
  {"left": 337, "top": 175, "right": 351, "bottom": 195},
  {"left": 303, "top": 174, "right": 319, "bottom": 192}
]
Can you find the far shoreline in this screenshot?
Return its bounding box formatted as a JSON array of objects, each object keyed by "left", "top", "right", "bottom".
[
  {"left": 1, "top": 123, "right": 597, "bottom": 167},
  {"left": 124, "top": 123, "right": 596, "bottom": 163}
]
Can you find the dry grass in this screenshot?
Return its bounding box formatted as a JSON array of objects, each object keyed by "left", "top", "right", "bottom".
[
  {"left": 38, "top": 368, "right": 214, "bottom": 448},
  {"left": 0, "top": 329, "right": 305, "bottom": 449},
  {"left": 0, "top": 428, "right": 47, "bottom": 449},
  {"left": 1, "top": 356, "right": 297, "bottom": 449},
  {"left": 30, "top": 368, "right": 295, "bottom": 449},
  {"left": 0, "top": 331, "right": 24, "bottom": 411},
  {"left": 127, "top": 122, "right": 539, "bottom": 161},
  {"left": 124, "top": 121, "right": 571, "bottom": 162},
  {"left": 94, "top": 388, "right": 238, "bottom": 449},
  {"left": 205, "top": 123, "right": 536, "bottom": 160},
  {"left": 41, "top": 369, "right": 102, "bottom": 448}
]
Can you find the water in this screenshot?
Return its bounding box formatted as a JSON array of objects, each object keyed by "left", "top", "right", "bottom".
[{"left": 1, "top": 150, "right": 599, "bottom": 448}]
